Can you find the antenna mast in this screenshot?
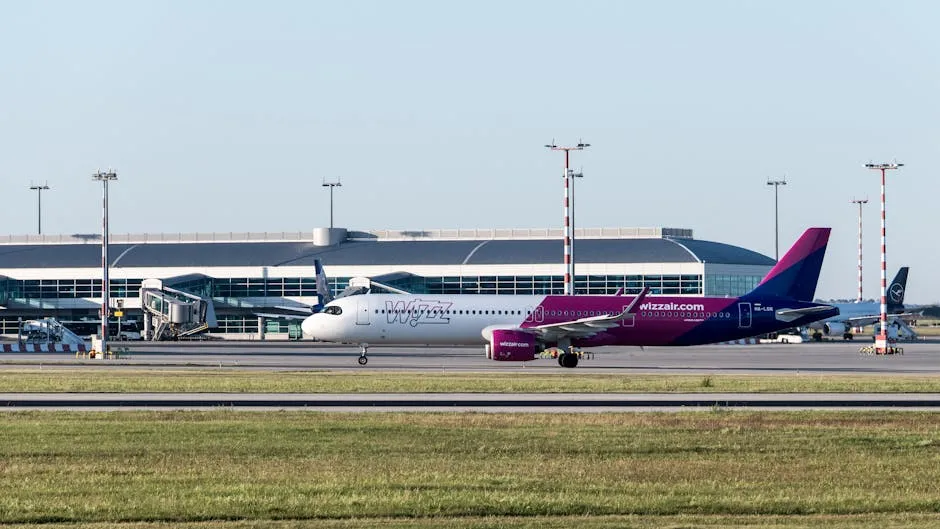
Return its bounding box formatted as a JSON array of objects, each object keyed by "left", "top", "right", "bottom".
[{"left": 545, "top": 140, "right": 590, "bottom": 296}]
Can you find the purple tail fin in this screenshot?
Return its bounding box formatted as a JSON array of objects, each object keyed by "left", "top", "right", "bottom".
[{"left": 748, "top": 227, "right": 831, "bottom": 300}]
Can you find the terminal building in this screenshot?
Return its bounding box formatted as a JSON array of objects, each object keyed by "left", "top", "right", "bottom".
[{"left": 0, "top": 226, "right": 775, "bottom": 340}]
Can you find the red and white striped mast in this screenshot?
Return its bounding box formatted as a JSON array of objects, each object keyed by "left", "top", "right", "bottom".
[
  {"left": 545, "top": 140, "right": 590, "bottom": 296},
  {"left": 865, "top": 162, "right": 902, "bottom": 352},
  {"left": 850, "top": 198, "right": 868, "bottom": 303}
]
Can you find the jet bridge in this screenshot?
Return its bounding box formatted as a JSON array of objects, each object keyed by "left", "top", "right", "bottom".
[{"left": 140, "top": 278, "right": 217, "bottom": 341}]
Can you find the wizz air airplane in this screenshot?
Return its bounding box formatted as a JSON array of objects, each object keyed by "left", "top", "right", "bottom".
[
  {"left": 301, "top": 228, "right": 839, "bottom": 367},
  {"left": 806, "top": 267, "right": 917, "bottom": 340}
]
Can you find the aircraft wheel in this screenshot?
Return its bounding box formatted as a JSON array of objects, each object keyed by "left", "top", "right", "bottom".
[
  {"left": 560, "top": 353, "right": 579, "bottom": 368},
  {"left": 358, "top": 355, "right": 368, "bottom": 366}
]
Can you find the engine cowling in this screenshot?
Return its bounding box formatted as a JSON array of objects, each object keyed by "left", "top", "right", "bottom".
[
  {"left": 489, "top": 329, "right": 539, "bottom": 362},
  {"left": 824, "top": 322, "right": 846, "bottom": 336}
]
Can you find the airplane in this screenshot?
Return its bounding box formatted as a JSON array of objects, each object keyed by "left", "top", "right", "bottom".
[
  {"left": 254, "top": 259, "right": 335, "bottom": 320},
  {"left": 301, "top": 227, "right": 839, "bottom": 367},
  {"left": 806, "top": 267, "right": 918, "bottom": 340}
]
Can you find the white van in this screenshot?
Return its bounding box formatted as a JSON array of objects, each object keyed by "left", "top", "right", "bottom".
[{"left": 759, "top": 331, "right": 806, "bottom": 344}]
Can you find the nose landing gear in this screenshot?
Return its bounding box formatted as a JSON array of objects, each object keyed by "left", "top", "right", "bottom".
[{"left": 358, "top": 344, "right": 369, "bottom": 365}]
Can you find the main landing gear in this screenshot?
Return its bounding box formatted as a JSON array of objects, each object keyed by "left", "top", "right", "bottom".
[
  {"left": 557, "top": 351, "right": 579, "bottom": 368},
  {"left": 547, "top": 347, "right": 593, "bottom": 368},
  {"left": 358, "top": 344, "right": 369, "bottom": 365}
]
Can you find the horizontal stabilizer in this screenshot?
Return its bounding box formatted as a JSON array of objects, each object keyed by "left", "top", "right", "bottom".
[{"left": 776, "top": 304, "right": 837, "bottom": 323}]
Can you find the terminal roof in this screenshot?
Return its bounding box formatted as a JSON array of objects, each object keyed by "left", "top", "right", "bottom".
[{"left": 0, "top": 238, "right": 774, "bottom": 269}]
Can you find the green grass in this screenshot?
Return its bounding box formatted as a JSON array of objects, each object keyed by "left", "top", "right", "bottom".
[
  {"left": 2, "top": 514, "right": 939, "bottom": 528},
  {"left": 0, "top": 411, "right": 939, "bottom": 528},
  {"left": 2, "top": 370, "right": 940, "bottom": 393}
]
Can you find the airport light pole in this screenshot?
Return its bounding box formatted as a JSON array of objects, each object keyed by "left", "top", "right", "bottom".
[
  {"left": 92, "top": 169, "right": 117, "bottom": 356},
  {"left": 322, "top": 179, "right": 342, "bottom": 229},
  {"left": 28, "top": 182, "right": 50, "bottom": 235},
  {"left": 545, "top": 140, "right": 590, "bottom": 295},
  {"left": 766, "top": 178, "right": 787, "bottom": 261},
  {"left": 850, "top": 198, "right": 869, "bottom": 303},
  {"left": 865, "top": 162, "right": 903, "bottom": 353}
]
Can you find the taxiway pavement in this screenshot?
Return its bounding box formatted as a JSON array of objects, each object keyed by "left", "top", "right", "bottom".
[{"left": 0, "top": 340, "right": 937, "bottom": 375}]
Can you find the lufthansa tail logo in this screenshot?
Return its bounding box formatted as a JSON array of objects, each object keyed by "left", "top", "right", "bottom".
[{"left": 889, "top": 283, "right": 904, "bottom": 304}]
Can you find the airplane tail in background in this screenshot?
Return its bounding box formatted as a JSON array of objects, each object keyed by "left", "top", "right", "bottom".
[
  {"left": 887, "top": 266, "right": 909, "bottom": 311},
  {"left": 314, "top": 259, "right": 333, "bottom": 309},
  {"left": 748, "top": 227, "right": 831, "bottom": 301}
]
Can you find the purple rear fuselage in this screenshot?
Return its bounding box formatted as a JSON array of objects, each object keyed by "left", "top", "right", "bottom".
[{"left": 522, "top": 294, "right": 837, "bottom": 347}]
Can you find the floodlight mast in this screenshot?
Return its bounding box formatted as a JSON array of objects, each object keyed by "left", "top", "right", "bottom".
[
  {"left": 850, "top": 198, "right": 869, "bottom": 303},
  {"left": 766, "top": 178, "right": 787, "bottom": 261},
  {"left": 322, "top": 179, "right": 342, "bottom": 229},
  {"left": 28, "top": 182, "right": 51, "bottom": 235},
  {"left": 545, "top": 141, "right": 590, "bottom": 296},
  {"left": 92, "top": 169, "right": 118, "bottom": 356},
  {"left": 864, "top": 162, "right": 903, "bottom": 353}
]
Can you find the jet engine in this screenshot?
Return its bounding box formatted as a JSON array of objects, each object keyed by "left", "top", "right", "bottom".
[
  {"left": 823, "top": 322, "right": 846, "bottom": 336},
  {"left": 487, "top": 329, "right": 539, "bottom": 362}
]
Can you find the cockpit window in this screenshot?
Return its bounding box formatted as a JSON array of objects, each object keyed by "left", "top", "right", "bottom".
[{"left": 324, "top": 306, "right": 343, "bottom": 316}]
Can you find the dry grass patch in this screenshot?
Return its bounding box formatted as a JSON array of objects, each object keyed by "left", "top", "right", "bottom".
[{"left": 1, "top": 370, "right": 940, "bottom": 393}]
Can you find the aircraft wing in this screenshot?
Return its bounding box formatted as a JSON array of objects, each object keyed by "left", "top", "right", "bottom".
[
  {"left": 529, "top": 288, "right": 649, "bottom": 342},
  {"left": 253, "top": 312, "right": 310, "bottom": 321},
  {"left": 842, "top": 312, "right": 921, "bottom": 328}
]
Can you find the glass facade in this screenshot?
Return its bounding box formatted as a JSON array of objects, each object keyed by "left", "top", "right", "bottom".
[
  {"left": 0, "top": 318, "right": 19, "bottom": 335},
  {"left": 214, "top": 315, "right": 260, "bottom": 334},
  {"left": 168, "top": 277, "right": 214, "bottom": 299},
  {"left": 704, "top": 274, "right": 763, "bottom": 297},
  {"left": 0, "top": 273, "right": 775, "bottom": 300},
  {"left": 395, "top": 274, "right": 705, "bottom": 296},
  {"left": 0, "top": 275, "right": 11, "bottom": 305},
  {"left": 0, "top": 273, "right": 768, "bottom": 304},
  {"left": 5, "top": 279, "right": 143, "bottom": 300}
]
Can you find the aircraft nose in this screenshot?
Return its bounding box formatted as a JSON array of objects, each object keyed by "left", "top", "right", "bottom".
[{"left": 301, "top": 315, "right": 318, "bottom": 339}]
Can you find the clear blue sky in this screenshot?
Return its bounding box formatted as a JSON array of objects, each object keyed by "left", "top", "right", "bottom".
[{"left": 2, "top": 1, "right": 938, "bottom": 302}]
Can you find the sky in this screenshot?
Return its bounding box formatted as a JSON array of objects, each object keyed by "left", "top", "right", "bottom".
[{"left": 2, "top": 1, "right": 938, "bottom": 303}]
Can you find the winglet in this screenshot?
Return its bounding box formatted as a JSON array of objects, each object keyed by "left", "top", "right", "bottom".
[
  {"left": 748, "top": 228, "right": 831, "bottom": 301},
  {"left": 622, "top": 287, "right": 650, "bottom": 315}
]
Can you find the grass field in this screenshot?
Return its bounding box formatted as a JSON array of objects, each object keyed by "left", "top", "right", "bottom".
[
  {"left": 0, "top": 411, "right": 938, "bottom": 528},
  {"left": 1, "top": 370, "right": 940, "bottom": 393}
]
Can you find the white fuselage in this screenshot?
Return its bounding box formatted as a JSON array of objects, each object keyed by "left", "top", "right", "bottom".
[{"left": 302, "top": 294, "right": 541, "bottom": 345}]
